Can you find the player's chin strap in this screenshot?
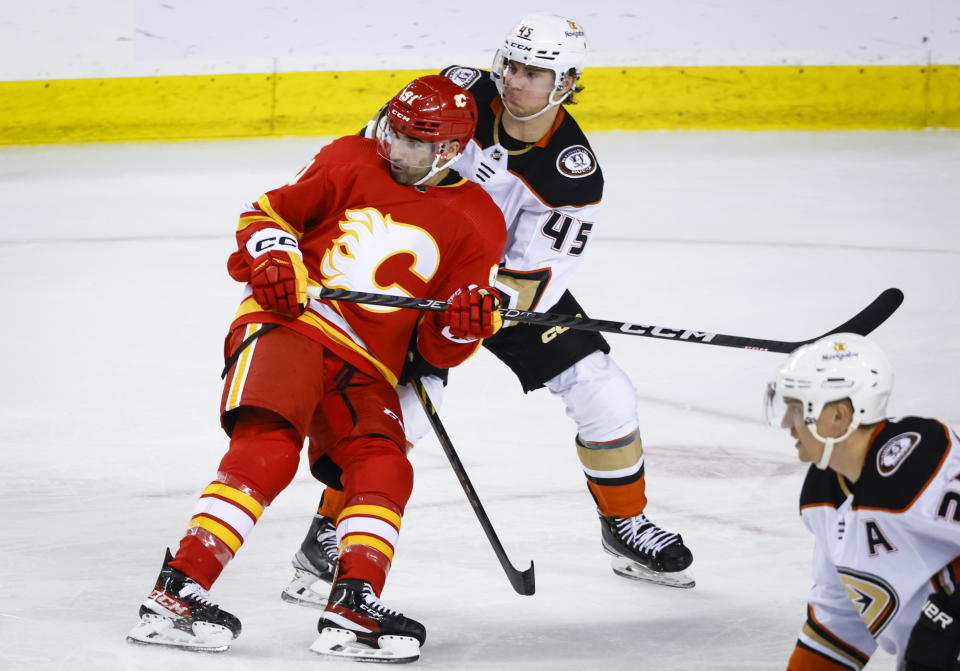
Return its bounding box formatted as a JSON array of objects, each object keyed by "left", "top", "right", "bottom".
[
  {"left": 501, "top": 88, "right": 572, "bottom": 122},
  {"left": 413, "top": 149, "right": 464, "bottom": 186},
  {"left": 808, "top": 416, "right": 862, "bottom": 470}
]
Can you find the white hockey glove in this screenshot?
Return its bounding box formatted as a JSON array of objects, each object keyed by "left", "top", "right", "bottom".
[{"left": 470, "top": 144, "right": 512, "bottom": 187}]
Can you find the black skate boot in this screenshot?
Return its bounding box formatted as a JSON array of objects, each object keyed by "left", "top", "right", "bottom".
[
  {"left": 281, "top": 514, "right": 338, "bottom": 608},
  {"left": 310, "top": 578, "right": 426, "bottom": 663},
  {"left": 126, "top": 549, "right": 241, "bottom": 652},
  {"left": 599, "top": 512, "right": 695, "bottom": 588}
]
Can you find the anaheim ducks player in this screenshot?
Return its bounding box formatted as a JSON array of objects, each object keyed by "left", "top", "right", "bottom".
[
  {"left": 281, "top": 13, "right": 694, "bottom": 611},
  {"left": 126, "top": 75, "right": 506, "bottom": 663},
  {"left": 766, "top": 334, "right": 960, "bottom": 670}
]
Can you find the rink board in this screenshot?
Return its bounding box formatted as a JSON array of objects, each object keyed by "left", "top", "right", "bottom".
[{"left": 1, "top": 65, "right": 959, "bottom": 145}]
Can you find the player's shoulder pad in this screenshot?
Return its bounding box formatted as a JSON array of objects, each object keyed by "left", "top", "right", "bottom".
[
  {"left": 523, "top": 118, "right": 603, "bottom": 208},
  {"left": 440, "top": 66, "right": 498, "bottom": 107},
  {"left": 800, "top": 465, "right": 848, "bottom": 510},
  {"left": 441, "top": 65, "right": 484, "bottom": 90},
  {"left": 313, "top": 135, "right": 378, "bottom": 174},
  {"left": 853, "top": 416, "right": 952, "bottom": 512},
  {"left": 326, "top": 134, "right": 372, "bottom": 156}
]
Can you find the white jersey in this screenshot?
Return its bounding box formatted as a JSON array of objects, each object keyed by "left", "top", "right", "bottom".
[
  {"left": 441, "top": 66, "right": 603, "bottom": 314},
  {"left": 790, "top": 416, "right": 960, "bottom": 670},
  {"left": 366, "top": 67, "right": 604, "bottom": 315}
]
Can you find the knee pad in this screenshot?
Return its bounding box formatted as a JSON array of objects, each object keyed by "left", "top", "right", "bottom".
[
  {"left": 219, "top": 407, "right": 301, "bottom": 502},
  {"left": 544, "top": 351, "right": 639, "bottom": 442},
  {"left": 338, "top": 438, "right": 414, "bottom": 513}
]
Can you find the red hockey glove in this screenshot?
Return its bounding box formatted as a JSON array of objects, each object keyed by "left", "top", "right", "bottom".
[
  {"left": 438, "top": 285, "right": 502, "bottom": 341},
  {"left": 251, "top": 251, "right": 308, "bottom": 314},
  {"left": 244, "top": 228, "right": 308, "bottom": 315}
]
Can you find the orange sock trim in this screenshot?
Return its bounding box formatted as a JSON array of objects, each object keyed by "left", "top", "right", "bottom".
[
  {"left": 319, "top": 487, "right": 346, "bottom": 518},
  {"left": 588, "top": 476, "right": 648, "bottom": 518}
]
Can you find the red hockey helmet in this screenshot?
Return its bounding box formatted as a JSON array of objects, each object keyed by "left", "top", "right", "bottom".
[{"left": 384, "top": 75, "right": 478, "bottom": 147}]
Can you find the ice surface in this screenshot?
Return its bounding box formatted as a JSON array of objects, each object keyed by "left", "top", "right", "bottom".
[{"left": 1, "top": 130, "right": 958, "bottom": 669}]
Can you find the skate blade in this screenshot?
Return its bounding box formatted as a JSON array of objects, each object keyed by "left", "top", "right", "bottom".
[
  {"left": 611, "top": 556, "right": 696, "bottom": 589},
  {"left": 126, "top": 613, "right": 233, "bottom": 652},
  {"left": 310, "top": 627, "right": 421, "bottom": 664},
  {"left": 281, "top": 569, "right": 329, "bottom": 609}
]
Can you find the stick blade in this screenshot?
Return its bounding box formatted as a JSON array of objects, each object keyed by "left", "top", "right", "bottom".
[
  {"left": 773, "top": 287, "right": 905, "bottom": 354},
  {"left": 822, "top": 287, "right": 904, "bottom": 338},
  {"left": 508, "top": 561, "right": 536, "bottom": 596}
]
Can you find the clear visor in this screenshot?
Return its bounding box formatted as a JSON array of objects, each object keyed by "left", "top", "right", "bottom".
[
  {"left": 763, "top": 381, "right": 790, "bottom": 427},
  {"left": 377, "top": 123, "right": 446, "bottom": 170}
]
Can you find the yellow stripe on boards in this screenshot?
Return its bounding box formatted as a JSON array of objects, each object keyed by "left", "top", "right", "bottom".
[
  {"left": 581, "top": 65, "right": 960, "bottom": 130},
  {"left": 1, "top": 65, "right": 958, "bottom": 145},
  {"left": 0, "top": 70, "right": 430, "bottom": 145}
]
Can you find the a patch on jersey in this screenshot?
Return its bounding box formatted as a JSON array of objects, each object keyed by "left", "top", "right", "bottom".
[
  {"left": 444, "top": 67, "right": 482, "bottom": 90},
  {"left": 877, "top": 431, "right": 921, "bottom": 476},
  {"left": 837, "top": 567, "right": 899, "bottom": 635},
  {"left": 556, "top": 145, "right": 597, "bottom": 178}
]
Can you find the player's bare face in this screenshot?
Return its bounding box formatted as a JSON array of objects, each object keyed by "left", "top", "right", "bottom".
[
  {"left": 383, "top": 129, "right": 436, "bottom": 185},
  {"left": 781, "top": 399, "right": 852, "bottom": 464},
  {"left": 501, "top": 61, "right": 558, "bottom": 117},
  {"left": 780, "top": 399, "right": 823, "bottom": 463}
]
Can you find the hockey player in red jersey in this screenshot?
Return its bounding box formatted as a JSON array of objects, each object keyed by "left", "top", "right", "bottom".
[
  {"left": 126, "top": 75, "right": 506, "bottom": 663},
  {"left": 766, "top": 334, "right": 960, "bottom": 670},
  {"left": 282, "top": 13, "right": 693, "bottom": 610}
]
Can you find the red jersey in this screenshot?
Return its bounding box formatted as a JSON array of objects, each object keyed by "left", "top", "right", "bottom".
[{"left": 227, "top": 135, "right": 506, "bottom": 385}]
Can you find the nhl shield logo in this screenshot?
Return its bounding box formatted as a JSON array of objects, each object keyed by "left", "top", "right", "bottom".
[
  {"left": 876, "top": 431, "right": 921, "bottom": 476},
  {"left": 556, "top": 145, "right": 597, "bottom": 178}
]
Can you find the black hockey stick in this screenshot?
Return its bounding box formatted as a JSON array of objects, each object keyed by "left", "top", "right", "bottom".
[
  {"left": 410, "top": 377, "right": 536, "bottom": 596},
  {"left": 306, "top": 286, "right": 903, "bottom": 353}
]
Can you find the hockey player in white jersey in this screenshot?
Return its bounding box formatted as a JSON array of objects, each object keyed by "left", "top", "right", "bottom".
[
  {"left": 766, "top": 333, "right": 960, "bottom": 670},
  {"left": 281, "top": 13, "right": 694, "bottom": 612}
]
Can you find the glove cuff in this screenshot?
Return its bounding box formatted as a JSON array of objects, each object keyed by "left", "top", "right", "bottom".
[{"left": 245, "top": 227, "right": 302, "bottom": 259}]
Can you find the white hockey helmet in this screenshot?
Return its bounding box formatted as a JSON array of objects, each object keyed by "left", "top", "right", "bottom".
[
  {"left": 491, "top": 13, "right": 587, "bottom": 117},
  {"left": 767, "top": 332, "right": 893, "bottom": 426},
  {"left": 766, "top": 333, "right": 893, "bottom": 470}
]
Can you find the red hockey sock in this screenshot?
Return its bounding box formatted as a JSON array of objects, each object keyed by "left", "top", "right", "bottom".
[{"left": 169, "top": 407, "right": 301, "bottom": 588}]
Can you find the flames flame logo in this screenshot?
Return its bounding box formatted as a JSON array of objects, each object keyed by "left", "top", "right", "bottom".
[{"left": 321, "top": 207, "right": 439, "bottom": 313}]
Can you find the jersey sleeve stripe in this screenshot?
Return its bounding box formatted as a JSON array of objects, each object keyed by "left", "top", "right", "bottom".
[
  {"left": 788, "top": 640, "right": 860, "bottom": 670},
  {"left": 804, "top": 605, "right": 871, "bottom": 667},
  {"left": 250, "top": 194, "right": 302, "bottom": 239}
]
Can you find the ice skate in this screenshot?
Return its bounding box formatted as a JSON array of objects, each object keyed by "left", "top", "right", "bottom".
[
  {"left": 281, "top": 514, "right": 338, "bottom": 608},
  {"left": 126, "top": 549, "right": 241, "bottom": 652},
  {"left": 310, "top": 578, "right": 426, "bottom": 664},
  {"left": 600, "top": 512, "right": 695, "bottom": 589}
]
